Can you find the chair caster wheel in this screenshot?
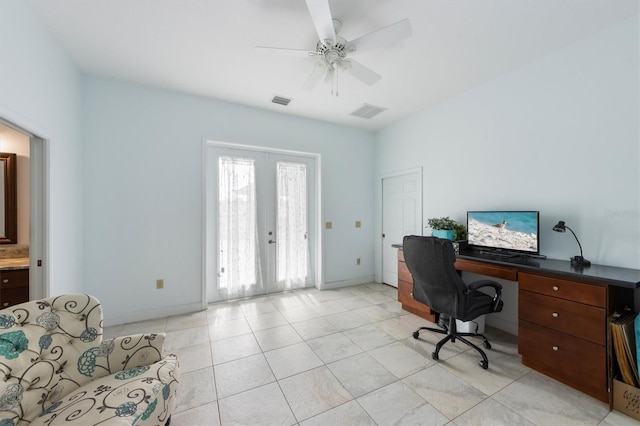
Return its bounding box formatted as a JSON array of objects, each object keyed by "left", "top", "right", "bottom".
[
  {"left": 484, "top": 341, "right": 491, "bottom": 349},
  {"left": 412, "top": 331, "right": 419, "bottom": 339},
  {"left": 480, "top": 359, "right": 488, "bottom": 369},
  {"left": 432, "top": 352, "right": 439, "bottom": 361}
]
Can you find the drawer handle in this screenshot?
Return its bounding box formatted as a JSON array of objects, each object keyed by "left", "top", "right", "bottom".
[
  {"left": 2, "top": 279, "right": 8, "bottom": 284},
  {"left": 552, "top": 286, "right": 559, "bottom": 291},
  {"left": 2, "top": 303, "right": 8, "bottom": 307},
  {"left": 552, "top": 346, "right": 559, "bottom": 351},
  {"left": 552, "top": 312, "right": 559, "bottom": 318}
]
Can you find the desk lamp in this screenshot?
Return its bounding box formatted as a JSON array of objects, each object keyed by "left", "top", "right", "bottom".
[{"left": 552, "top": 221, "right": 591, "bottom": 266}]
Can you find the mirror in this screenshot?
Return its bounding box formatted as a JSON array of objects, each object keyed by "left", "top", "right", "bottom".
[{"left": 0, "top": 152, "right": 17, "bottom": 244}]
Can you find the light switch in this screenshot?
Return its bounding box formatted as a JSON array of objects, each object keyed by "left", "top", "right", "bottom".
[
  {"left": 326, "top": 222, "right": 332, "bottom": 229},
  {"left": 355, "top": 221, "right": 361, "bottom": 228}
]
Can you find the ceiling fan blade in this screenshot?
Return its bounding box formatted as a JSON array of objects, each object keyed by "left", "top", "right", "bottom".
[
  {"left": 343, "top": 59, "right": 381, "bottom": 86},
  {"left": 305, "top": 0, "right": 336, "bottom": 44},
  {"left": 302, "top": 61, "right": 328, "bottom": 91},
  {"left": 255, "top": 46, "right": 315, "bottom": 58},
  {"left": 347, "top": 19, "right": 412, "bottom": 54}
]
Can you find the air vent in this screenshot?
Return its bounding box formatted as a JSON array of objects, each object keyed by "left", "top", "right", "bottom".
[
  {"left": 271, "top": 95, "right": 292, "bottom": 106},
  {"left": 349, "top": 104, "right": 387, "bottom": 119}
]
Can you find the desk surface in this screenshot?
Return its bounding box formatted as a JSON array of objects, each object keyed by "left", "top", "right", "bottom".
[{"left": 458, "top": 251, "right": 640, "bottom": 289}]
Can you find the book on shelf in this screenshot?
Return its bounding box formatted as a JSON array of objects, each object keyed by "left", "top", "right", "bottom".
[{"left": 611, "top": 310, "right": 639, "bottom": 387}]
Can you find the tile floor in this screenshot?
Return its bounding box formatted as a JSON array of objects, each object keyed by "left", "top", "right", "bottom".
[{"left": 104, "top": 283, "right": 640, "bottom": 426}]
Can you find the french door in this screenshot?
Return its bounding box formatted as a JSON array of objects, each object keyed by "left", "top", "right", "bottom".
[{"left": 206, "top": 145, "right": 316, "bottom": 302}]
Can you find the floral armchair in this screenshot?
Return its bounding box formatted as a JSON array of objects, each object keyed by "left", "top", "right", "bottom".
[{"left": 0, "top": 294, "right": 179, "bottom": 425}]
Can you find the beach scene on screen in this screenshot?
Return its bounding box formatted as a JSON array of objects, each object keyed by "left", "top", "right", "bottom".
[{"left": 468, "top": 212, "right": 538, "bottom": 252}]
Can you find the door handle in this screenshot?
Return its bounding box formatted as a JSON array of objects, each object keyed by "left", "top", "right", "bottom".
[{"left": 268, "top": 240, "right": 276, "bottom": 244}]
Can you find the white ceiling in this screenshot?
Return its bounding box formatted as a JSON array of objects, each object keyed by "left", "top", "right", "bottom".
[{"left": 25, "top": 0, "right": 639, "bottom": 131}]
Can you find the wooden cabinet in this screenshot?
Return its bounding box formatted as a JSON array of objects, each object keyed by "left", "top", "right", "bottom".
[
  {"left": 396, "top": 249, "right": 438, "bottom": 323},
  {"left": 1, "top": 269, "right": 29, "bottom": 308},
  {"left": 518, "top": 271, "right": 609, "bottom": 402},
  {"left": 396, "top": 246, "right": 639, "bottom": 403}
]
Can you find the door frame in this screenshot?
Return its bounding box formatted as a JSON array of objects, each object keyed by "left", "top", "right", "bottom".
[
  {"left": 202, "top": 140, "right": 323, "bottom": 308},
  {"left": 377, "top": 167, "right": 423, "bottom": 284},
  {"left": 0, "top": 113, "right": 50, "bottom": 301}
]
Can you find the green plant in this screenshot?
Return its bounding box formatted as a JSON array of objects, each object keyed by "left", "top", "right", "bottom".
[
  {"left": 453, "top": 222, "right": 467, "bottom": 241},
  {"left": 427, "top": 217, "right": 457, "bottom": 230},
  {"left": 427, "top": 217, "right": 467, "bottom": 241}
]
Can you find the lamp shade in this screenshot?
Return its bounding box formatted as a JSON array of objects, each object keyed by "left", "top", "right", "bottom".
[{"left": 552, "top": 221, "right": 566, "bottom": 232}]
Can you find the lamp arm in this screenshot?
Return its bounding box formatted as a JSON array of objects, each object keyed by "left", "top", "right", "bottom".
[{"left": 565, "top": 225, "right": 584, "bottom": 258}]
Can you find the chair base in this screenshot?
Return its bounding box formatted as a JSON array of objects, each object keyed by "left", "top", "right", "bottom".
[{"left": 412, "top": 318, "right": 492, "bottom": 369}]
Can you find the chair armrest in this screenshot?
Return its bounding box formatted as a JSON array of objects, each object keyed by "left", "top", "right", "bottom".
[
  {"left": 101, "top": 333, "right": 166, "bottom": 374},
  {"left": 467, "top": 280, "right": 503, "bottom": 311},
  {"left": 468, "top": 279, "right": 502, "bottom": 292}
]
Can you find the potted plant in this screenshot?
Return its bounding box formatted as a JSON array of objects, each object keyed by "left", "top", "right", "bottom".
[
  {"left": 427, "top": 217, "right": 467, "bottom": 242},
  {"left": 426, "top": 217, "right": 457, "bottom": 240}
]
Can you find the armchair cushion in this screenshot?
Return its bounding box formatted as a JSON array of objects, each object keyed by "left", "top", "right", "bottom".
[{"left": 0, "top": 294, "right": 179, "bottom": 425}]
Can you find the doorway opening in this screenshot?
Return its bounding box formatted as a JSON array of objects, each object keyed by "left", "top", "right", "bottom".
[{"left": 0, "top": 117, "right": 49, "bottom": 303}]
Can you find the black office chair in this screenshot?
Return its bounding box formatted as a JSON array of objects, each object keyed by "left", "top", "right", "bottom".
[{"left": 403, "top": 235, "right": 504, "bottom": 369}]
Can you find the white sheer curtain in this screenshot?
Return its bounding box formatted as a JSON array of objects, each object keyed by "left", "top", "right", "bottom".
[
  {"left": 218, "top": 156, "right": 263, "bottom": 298},
  {"left": 276, "top": 161, "right": 310, "bottom": 289}
]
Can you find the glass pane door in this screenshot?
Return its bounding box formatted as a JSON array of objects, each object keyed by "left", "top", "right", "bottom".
[{"left": 206, "top": 146, "right": 316, "bottom": 303}]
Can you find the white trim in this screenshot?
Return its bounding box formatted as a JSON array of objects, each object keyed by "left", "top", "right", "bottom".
[
  {"left": 103, "top": 302, "right": 204, "bottom": 327},
  {"left": 376, "top": 167, "right": 423, "bottom": 283},
  {"left": 200, "top": 138, "right": 208, "bottom": 311},
  {"left": 203, "top": 140, "right": 323, "bottom": 304},
  {"left": 322, "top": 276, "right": 377, "bottom": 290},
  {"left": 30, "top": 136, "right": 50, "bottom": 299}
]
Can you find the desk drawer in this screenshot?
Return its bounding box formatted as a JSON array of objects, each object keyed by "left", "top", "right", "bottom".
[
  {"left": 519, "top": 272, "right": 606, "bottom": 308},
  {"left": 519, "top": 320, "right": 607, "bottom": 402},
  {"left": 454, "top": 258, "right": 518, "bottom": 281},
  {"left": 519, "top": 290, "right": 606, "bottom": 345},
  {"left": 398, "top": 261, "right": 412, "bottom": 284},
  {"left": 398, "top": 279, "right": 438, "bottom": 323}
]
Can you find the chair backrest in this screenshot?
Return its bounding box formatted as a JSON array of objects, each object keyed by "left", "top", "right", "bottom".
[
  {"left": 0, "top": 294, "right": 103, "bottom": 419},
  {"left": 402, "top": 235, "right": 467, "bottom": 317}
]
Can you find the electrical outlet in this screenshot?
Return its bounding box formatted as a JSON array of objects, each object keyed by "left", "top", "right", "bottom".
[
  {"left": 356, "top": 258, "right": 361, "bottom": 265},
  {"left": 156, "top": 279, "right": 164, "bottom": 289}
]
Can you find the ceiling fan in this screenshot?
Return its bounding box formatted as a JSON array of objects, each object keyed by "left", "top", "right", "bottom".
[{"left": 256, "top": 0, "right": 412, "bottom": 96}]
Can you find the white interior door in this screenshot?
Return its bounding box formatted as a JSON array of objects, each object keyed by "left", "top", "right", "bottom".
[
  {"left": 206, "top": 145, "right": 316, "bottom": 303},
  {"left": 381, "top": 170, "right": 422, "bottom": 287}
]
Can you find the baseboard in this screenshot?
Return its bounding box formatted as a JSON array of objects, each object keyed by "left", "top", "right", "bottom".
[
  {"left": 320, "top": 275, "right": 376, "bottom": 290},
  {"left": 103, "top": 302, "right": 203, "bottom": 327},
  {"left": 485, "top": 315, "right": 518, "bottom": 336}
]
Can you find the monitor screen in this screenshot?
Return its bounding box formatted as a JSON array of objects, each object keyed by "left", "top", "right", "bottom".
[{"left": 467, "top": 211, "right": 540, "bottom": 254}]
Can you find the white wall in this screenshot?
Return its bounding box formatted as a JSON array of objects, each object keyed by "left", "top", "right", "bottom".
[
  {"left": 81, "top": 77, "right": 375, "bottom": 324},
  {"left": 0, "top": 1, "right": 84, "bottom": 295},
  {"left": 375, "top": 16, "right": 640, "bottom": 275}
]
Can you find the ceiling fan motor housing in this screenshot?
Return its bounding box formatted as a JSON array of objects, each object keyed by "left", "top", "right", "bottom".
[{"left": 316, "top": 36, "right": 348, "bottom": 65}]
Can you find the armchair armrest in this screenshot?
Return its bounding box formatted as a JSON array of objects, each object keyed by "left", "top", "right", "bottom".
[{"left": 101, "top": 333, "right": 166, "bottom": 374}]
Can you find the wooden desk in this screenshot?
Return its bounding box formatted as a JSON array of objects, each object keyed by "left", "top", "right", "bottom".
[{"left": 397, "top": 248, "right": 640, "bottom": 403}]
